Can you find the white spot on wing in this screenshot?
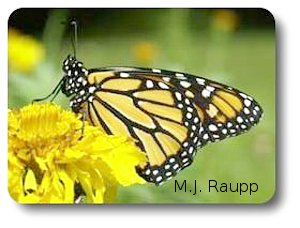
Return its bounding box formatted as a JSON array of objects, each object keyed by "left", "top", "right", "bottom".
[
  {"left": 175, "top": 73, "right": 184, "bottom": 77},
  {"left": 180, "top": 81, "right": 191, "bottom": 88},
  {"left": 120, "top": 72, "right": 130, "bottom": 78},
  {"left": 237, "top": 116, "right": 243, "bottom": 123},
  {"left": 158, "top": 82, "right": 169, "bottom": 89},
  {"left": 169, "top": 158, "right": 175, "bottom": 163},
  {"left": 206, "top": 85, "right": 215, "bottom": 92},
  {"left": 186, "top": 113, "right": 192, "bottom": 119},
  {"left": 89, "top": 86, "right": 96, "bottom": 93},
  {"left": 187, "top": 107, "right": 193, "bottom": 112},
  {"left": 175, "top": 92, "right": 182, "bottom": 101},
  {"left": 209, "top": 124, "right": 218, "bottom": 131},
  {"left": 88, "top": 96, "right": 94, "bottom": 102},
  {"left": 199, "top": 127, "right": 204, "bottom": 133},
  {"left": 152, "top": 69, "right": 161, "bottom": 73},
  {"left": 152, "top": 170, "right": 159, "bottom": 175},
  {"left": 156, "top": 176, "right": 162, "bottom": 182},
  {"left": 244, "top": 99, "right": 251, "bottom": 107},
  {"left": 177, "top": 103, "right": 183, "bottom": 109},
  {"left": 146, "top": 80, "right": 154, "bottom": 88},
  {"left": 202, "top": 89, "right": 211, "bottom": 98},
  {"left": 244, "top": 107, "right": 250, "bottom": 114},
  {"left": 239, "top": 93, "right": 248, "bottom": 99},
  {"left": 196, "top": 78, "right": 205, "bottom": 85},
  {"left": 184, "top": 98, "right": 190, "bottom": 105},
  {"left": 247, "top": 95, "right": 253, "bottom": 101},
  {"left": 166, "top": 172, "right": 172, "bottom": 176},
  {"left": 181, "top": 151, "right": 187, "bottom": 157},
  {"left": 173, "top": 164, "right": 179, "bottom": 170}
]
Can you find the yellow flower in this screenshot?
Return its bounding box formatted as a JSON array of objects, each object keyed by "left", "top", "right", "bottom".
[
  {"left": 211, "top": 10, "right": 239, "bottom": 32},
  {"left": 8, "top": 103, "right": 146, "bottom": 204},
  {"left": 132, "top": 41, "right": 157, "bottom": 64},
  {"left": 8, "top": 28, "right": 45, "bottom": 73}
]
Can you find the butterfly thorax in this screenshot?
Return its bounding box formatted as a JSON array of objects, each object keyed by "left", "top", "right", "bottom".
[{"left": 61, "top": 55, "right": 90, "bottom": 112}]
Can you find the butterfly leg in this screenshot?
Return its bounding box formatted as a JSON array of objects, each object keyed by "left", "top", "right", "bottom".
[
  {"left": 32, "top": 78, "right": 64, "bottom": 103},
  {"left": 78, "top": 110, "right": 87, "bottom": 139}
]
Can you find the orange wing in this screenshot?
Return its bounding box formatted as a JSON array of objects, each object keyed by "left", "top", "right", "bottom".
[
  {"left": 78, "top": 67, "right": 262, "bottom": 185},
  {"left": 84, "top": 70, "right": 201, "bottom": 184}
]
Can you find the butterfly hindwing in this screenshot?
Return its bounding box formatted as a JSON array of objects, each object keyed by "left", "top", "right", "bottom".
[{"left": 85, "top": 69, "right": 202, "bottom": 184}]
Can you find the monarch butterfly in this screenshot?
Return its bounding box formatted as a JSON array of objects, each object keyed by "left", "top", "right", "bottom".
[{"left": 36, "top": 22, "right": 263, "bottom": 185}]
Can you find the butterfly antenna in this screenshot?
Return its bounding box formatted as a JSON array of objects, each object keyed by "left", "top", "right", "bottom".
[{"left": 70, "top": 19, "right": 78, "bottom": 58}]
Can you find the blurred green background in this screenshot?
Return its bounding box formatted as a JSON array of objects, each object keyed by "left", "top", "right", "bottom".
[{"left": 8, "top": 8, "right": 275, "bottom": 203}]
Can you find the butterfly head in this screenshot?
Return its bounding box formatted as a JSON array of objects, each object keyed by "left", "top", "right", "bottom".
[{"left": 61, "top": 55, "right": 89, "bottom": 97}]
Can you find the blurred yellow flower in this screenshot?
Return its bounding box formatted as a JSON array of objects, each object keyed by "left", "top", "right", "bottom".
[
  {"left": 8, "top": 103, "right": 146, "bottom": 204},
  {"left": 132, "top": 41, "right": 157, "bottom": 64},
  {"left": 211, "top": 10, "right": 239, "bottom": 32},
  {"left": 8, "top": 28, "right": 45, "bottom": 73}
]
